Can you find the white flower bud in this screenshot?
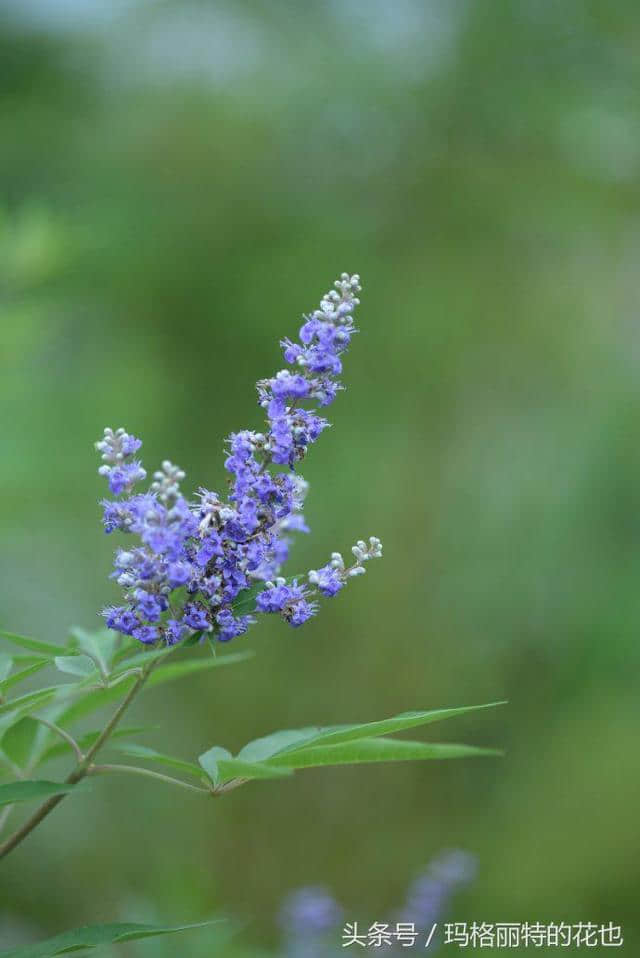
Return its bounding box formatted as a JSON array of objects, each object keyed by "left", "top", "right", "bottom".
[{"left": 368, "top": 537, "right": 383, "bottom": 558}]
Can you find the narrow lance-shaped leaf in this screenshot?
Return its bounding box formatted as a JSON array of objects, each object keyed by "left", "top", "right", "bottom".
[
  {"left": 238, "top": 702, "right": 507, "bottom": 762},
  {"left": 0, "top": 695, "right": 59, "bottom": 741},
  {"left": 110, "top": 634, "right": 142, "bottom": 666},
  {"left": 0, "top": 920, "right": 222, "bottom": 958},
  {"left": 69, "top": 626, "right": 118, "bottom": 675},
  {"left": 0, "top": 779, "right": 87, "bottom": 808},
  {"left": 0, "top": 683, "right": 98, "bottom": 741},
  {"left": 146, "top": 650, "right": 254, "bottom": 689},
  {"left": 0, "top": 658, "right": 50, "bottom": 695},
  {"left": 237, "top": 728, "right": 324, "bottom": 763},
  {"left": 263, "top": 737, "right": 503, "bottom": 770},
  {"left": 1, "top": 717, "right": 41, "bottom": 768},
  {"left": 0, "top": 653, "right": 12, "bottom": 683},
  {"left": 0, "top": 630, "right": 65, "bottom": 657},
  {"left": 0, "top": 687, "right": 65, "bottom": 719},
  {"left": 54, "top": 655, "right": 98, "bottom": 679}
]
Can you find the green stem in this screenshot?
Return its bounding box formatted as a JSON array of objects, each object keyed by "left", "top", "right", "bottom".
[
  {"left": 213, "top": 777, "right": 249, "bottom": 795},
  {"left": 88, "top": 764, "right": 209, "bottom": 795},
  {"left": 32, "top": 717, "right": 83, "bottom": 763},
  {"left": 0, "top": 660, "right": 156, "bottom": 862}
]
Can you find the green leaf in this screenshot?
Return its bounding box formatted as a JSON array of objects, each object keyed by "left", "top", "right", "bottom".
[
  {"left": 110, "top": 635, "right": 140, "bottom": 666},
  {"left": 237, "top": 728, "right": 324, "bottom": 762},
  {"left": 146, "top": 650, "right": 254, "bottom": 688},
  {"left": 69, "top": 627, "right": 119, "bottom": 673},
  {"left": 237, "top": 703, "right": 506, "bottom": 762},
  {"left": 0, "top": 687, "right": 64, "bottom": 718},
  {"left": 280, "top": 702, "right": 507, "bottom": 754},
  {"left": 0, "top": 684, "right": 90, "bottom": 743},
  {"left": 0, "top": 630, "right": 65, "bottom": 657},
  {"left": 198, "top": 746, "right": 292, "bottom": 786},
  {"left": 1, "top": 717, "right": 41, "bottom": 768},
  {"left": 0, "top": 920, "right": 221, "bottom": 958},
  {"left": 182, "top": 630, "right": 205, "bottom": 648},
  {"left": 264, "top": 737, "right": 503, "bottom": 770},
  {"left": 208, "top": 703, "right": 505, "bottom": 788},
  {"left": 0, "top": 658, "right": 50, "bottom": 694},
  {"left": 114, "top": 744, "right": 204, "bottom": 780},
  {"left": 0, "top": 696, "right": 56, "bottom": 741},
  {"left": 0, "top": 690, "right": 85, "bottom": 743},
  {"left": 54, "top": 655, "right": 98, "bottom": 679},
  {"left": 0, "top": 653, "right": 12, "bottom": 682},
  {"left": 0, "top": 779, "right": 85, "bottom": 808}
]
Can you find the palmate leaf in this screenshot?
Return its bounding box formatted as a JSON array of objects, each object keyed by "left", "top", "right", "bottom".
[
  {"left": 0, "top": 920, "right": 222, "bottom": 958},
  {"left": 201, "top": 702, "right": 505, "bottom": 787},
  {"left": 238, "top": 703, "right": 506, "bottom": 761},
  {"left": 199, "top": 741, "right": 498, "bottom": 786},
  {"left": 0, "top": 780, "right": 86, "bottom": 808}
]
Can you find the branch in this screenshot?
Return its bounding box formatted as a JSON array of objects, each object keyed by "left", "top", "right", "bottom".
[{"left": 0, "top": 658, "right": 157, "bottom": 862}]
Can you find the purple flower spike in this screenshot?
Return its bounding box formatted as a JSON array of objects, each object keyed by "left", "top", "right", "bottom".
[{"left": 96, "top": 274, "right": 381, "bottom": 647}]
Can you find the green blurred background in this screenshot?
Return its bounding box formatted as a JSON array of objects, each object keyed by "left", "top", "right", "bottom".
[{"left": 1, "top": 0, "right": 639, "bottom": 952}]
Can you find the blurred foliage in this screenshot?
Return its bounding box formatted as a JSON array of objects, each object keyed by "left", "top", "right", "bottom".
[{"left": 1, "top": 0, "right": 639, "bottom": 953}]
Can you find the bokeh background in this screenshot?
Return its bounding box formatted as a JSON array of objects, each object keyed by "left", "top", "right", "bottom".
[{"left": 1, "top": 0, "right": 639, "bottom": 953}]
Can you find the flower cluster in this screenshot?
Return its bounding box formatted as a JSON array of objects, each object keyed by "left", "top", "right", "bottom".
[
  {"left": 398, "top": 850, "right": 477, "bottom": 931},
  {"left": 97, "top": 273, "right": 382, "bottom": 646},
  {"left": 277, "top": 851, "right": 476, "bottom": 957},
  {"left": 279, "top": 886, "right": 344, "bottom": 958}
]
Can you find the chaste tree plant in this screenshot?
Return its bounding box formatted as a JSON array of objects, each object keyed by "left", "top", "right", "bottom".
[{"left": 0, "top": 274, "right": 503, "bottom": 956}]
